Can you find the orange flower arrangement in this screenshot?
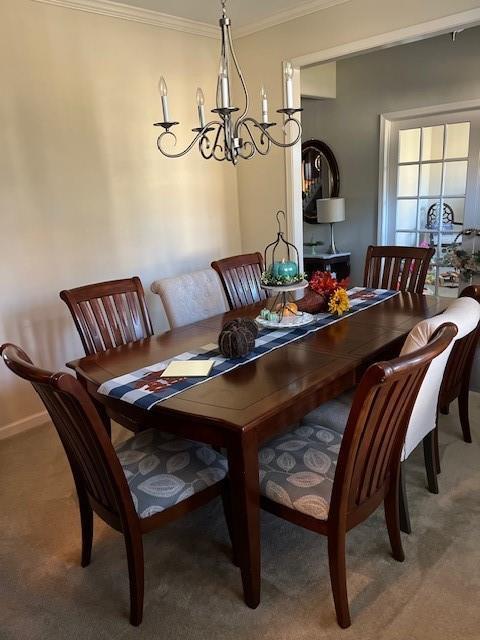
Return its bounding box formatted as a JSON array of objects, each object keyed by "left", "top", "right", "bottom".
[{"left": 298, "top": 270, "right": 350, "bottom": 316}]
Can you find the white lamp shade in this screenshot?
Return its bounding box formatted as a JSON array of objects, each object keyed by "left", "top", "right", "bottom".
[{"left": 316, "top": 197, "right": 345, "bottom": 224}]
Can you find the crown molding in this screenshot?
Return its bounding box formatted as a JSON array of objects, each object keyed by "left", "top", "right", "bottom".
[
  {"left": 234, "top": 0, "right": 352, "bottom": 38},
  {"left": 30, "top": 0, "right": 220, "bottom": 39}
]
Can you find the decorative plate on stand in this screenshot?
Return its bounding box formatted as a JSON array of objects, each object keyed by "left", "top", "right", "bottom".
[
  {"left": 256, "top": 311, "right": 315, "bottom": 329},
  {"left": 257, "top": 280, "right": 313, "bottom": 328}
]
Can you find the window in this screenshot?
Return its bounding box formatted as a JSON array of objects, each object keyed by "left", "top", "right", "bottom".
[{"left": 381, "top": 107, "right": 480, "bottom": 296}]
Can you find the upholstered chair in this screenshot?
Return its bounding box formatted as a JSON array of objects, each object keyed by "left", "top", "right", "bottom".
[
  {"left": 151, "top": 268, "right": 229, "bottom": 329},
  {"left": 257, "top": 324, "right": 455, "bottom": 628},
  {"left": 1, "top": 343, "right": 234, "bottom": 627},
  {"left": 301, "top": 296, "right": 480, "bottom": 532},
  {"left": 439, "top": 284, "right": 480, "bottom": 443}
]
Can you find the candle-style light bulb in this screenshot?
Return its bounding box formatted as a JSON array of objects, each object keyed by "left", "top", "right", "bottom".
[
  {"left": 158, "top": 76, "right": 168, "bottom": 97},
  {"left": 261, "top": 86, "right": 269, "bottom": 124},
  {"left": 158, "top": 76, "right": 170, "bottom": 122},
  {"left": 196, "top": 87, "right": 205, "bottom": 106},
  {"left": 196, "top": 87, "right": 206, "bottom": 128},
  {"left": 284, "top": 62, "right": 294, "bottom": 109}
]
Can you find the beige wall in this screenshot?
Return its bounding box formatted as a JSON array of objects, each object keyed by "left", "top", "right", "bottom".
[
  {"left": 0, "top": 0, "right": 241, "bottom": 433},
  {"left": 235, "top": 0, "right": 480, "bottom": 255}
]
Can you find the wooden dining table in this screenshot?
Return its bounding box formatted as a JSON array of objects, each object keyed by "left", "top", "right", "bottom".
[{"left": 68, "top": 291, "right": 450, "bottom": 610}]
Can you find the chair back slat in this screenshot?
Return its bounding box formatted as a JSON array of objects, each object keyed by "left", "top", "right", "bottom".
[
  {"left": 329, "top": 324, "right": 456, "bottom": 520},
  {"left": 60, "top": 277, "right": 153, "bottom": 355},
  {"left": 364, "top": 245, "right": 434, "bottom": 294},
  {"left": 380, "top": 257, "right": 393, "bottom": 289},
  {"left": 102, "top": 295, "right": 124, "bottom": 346},
  {"left": 1, "top": 344, "right": 134, "bottom": 520},
  {"left": 211, "top": 253, "right": 267, "bottom": 310},
  {"left": 440, "top": 285, "right": 480, "bottom": 404}
]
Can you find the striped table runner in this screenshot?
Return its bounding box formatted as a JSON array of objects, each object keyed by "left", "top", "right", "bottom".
[{"left": 98, "top": 287, "right": 399, "bottom": 410}]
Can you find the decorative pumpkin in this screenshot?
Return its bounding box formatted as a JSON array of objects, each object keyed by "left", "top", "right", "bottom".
[
  {"left": 275, "top": 302, "right": 298, "bottom": 317},
  {"left": 222, "top": 318, "right": 259, "bottom": 339},
  {"left": 219, "top": 318, "right": 257, "bottom": 358}
]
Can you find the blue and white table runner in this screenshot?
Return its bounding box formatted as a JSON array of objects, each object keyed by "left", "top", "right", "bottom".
[{"left": 98, "top": 287, "right": 399, "bottom": 410}]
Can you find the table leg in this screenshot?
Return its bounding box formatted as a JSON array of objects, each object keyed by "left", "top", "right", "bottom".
[{"left": 227, "top": 430, "right": 261, "bottom": 609}]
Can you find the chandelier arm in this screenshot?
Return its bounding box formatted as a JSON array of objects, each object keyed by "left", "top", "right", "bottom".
[
  {"left": 238, "top": 121, "right": 270, "bottom": 156},
  {"left": 237, "top": 138, "right": 256, "bottom": 160},
  {"left": 241, "top": 116, "right": 302, "bottom": 148},
  {"left": 157, "top": 120, "right": 221, "bottom": 158},
  {"left": 199, "top": 123, "right": 225, "bottom": 160}
]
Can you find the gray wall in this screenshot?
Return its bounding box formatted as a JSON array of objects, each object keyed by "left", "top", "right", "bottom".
[{"left": 302, "top": 26, "right": 480, "bottom": 285}]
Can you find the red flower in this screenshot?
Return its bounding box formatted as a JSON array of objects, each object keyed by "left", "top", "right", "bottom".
[{"left": 309, "top": 271, "right": 349, "bottom": 298}]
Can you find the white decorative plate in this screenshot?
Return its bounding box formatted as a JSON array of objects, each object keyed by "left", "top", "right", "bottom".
[{"left": 255, "top": 312, "right": 315, "bottom": 329}]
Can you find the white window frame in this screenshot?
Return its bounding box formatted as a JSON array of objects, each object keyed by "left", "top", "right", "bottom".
[{"left": 378, "top": 99, "right": 480, "bottom": 247}]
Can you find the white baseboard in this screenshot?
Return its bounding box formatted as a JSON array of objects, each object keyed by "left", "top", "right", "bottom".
[{"left": 0, "top": 411, "right": 49, "bottom": 440}]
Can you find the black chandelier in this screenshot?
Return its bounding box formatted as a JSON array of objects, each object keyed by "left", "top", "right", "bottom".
[{"left": 154, "top": 0, "right": 302, "bottom": 165}]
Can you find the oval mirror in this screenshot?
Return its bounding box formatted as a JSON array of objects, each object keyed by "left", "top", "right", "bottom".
[{"left": 302, "top": 139, "right": 340, "bottom": 224}]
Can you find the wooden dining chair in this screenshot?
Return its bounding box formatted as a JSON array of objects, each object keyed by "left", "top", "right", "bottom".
[
  {"left": 1, "top": 343, "right": 234, "bottom": 627},
  {"left": 211, "top": 252, "right": 267, "bottom": 310},
  {"left": 439, "top": 284, "right": 480, "bottom": 443},
  {"left": 257, "top": 324, "right": 456, "bottom": 628},
  {"left": 60, "top": 277, "right": 153, "bottom": 355},
  {"left": 363, "top": 245, "right": 435, "bottom": 293},
  {"left": 60, "top": 277, "right": 154, "bottom": 432}
]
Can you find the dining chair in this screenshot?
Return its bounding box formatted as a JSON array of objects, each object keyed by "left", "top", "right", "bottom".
[
  {"left": 258, "top": 324, "right": 455, "bottom": 628},
  {"left": 439, "top": 284, "right": 480, "bottom": 443},
  {"left": 151, "top": 268, "right": 229, "bottom": 328},
  {"left": 301, "top": 297, "right": 480, "bottom": 534},
  {"left": 60, "top": 277, "right": 154, "bottom": 433},
  {"left": 211, "top": 252, "right": 267, "bottom": 310},
  {"left": 1, "top": 343, "right": 233, "bottom": 627},
  {"left": 363, "top": 245, "right": 435, "bottom": 293}
]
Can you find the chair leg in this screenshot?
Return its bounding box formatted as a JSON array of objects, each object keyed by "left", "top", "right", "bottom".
[
  {"left": 459, "top": 383, "right": 473, "bottom": 444},
  {"left": 384, "top": 479, "right": 405, "bottom": 562},
  {"left": 433, "top": 425, "right": 441, "bottom": 475},
  {"left": 423, "top": 432, "right": 439, "bottom": 494},
  {"left": 79, "top": 495, "right": 93, "bottom": 568},
  {"left": 327, "top": 529, "right": 351, "bottom": 629},
  {"left": 439, "top": 403, "right": 450, "bottom": 416},
  {"left": 124, "top": 529, "right": 144, "bottom": 626},
  {"left": 221, "top": 481, "right": 239, "bottom": 567},
  {"left": 399, "top": 463, "right": 411, "bottom": 535}
]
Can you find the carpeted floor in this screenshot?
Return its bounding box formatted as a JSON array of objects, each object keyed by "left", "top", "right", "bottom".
[{"left": 1, "top": 395, "right": 480, "bottom": 640}]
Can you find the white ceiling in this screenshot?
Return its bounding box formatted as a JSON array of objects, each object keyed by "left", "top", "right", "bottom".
[{"left": 112, "top": 0, "right": 349, "bottom": 31}]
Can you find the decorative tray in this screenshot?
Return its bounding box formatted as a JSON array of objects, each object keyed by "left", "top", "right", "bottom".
[{"left": 255, "top": 311, "right": 314, "bottom": 329}]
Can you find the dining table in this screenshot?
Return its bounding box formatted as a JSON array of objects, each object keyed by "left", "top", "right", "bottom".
[{"left": 68, "top": 291, "right": 450, "bottom": 610}]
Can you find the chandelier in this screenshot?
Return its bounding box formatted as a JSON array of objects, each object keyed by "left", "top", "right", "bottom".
[{"left": 154, "top": 0, "right": 302, "bottom": 165}]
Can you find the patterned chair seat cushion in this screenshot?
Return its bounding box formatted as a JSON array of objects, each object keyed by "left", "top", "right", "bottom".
[
  {"left": 301, "top": 389, "right": 354, "bottom": 435},
  {"left": 115, "top": 429, "right": 228, "bottom": 519},
  {"left": 259, "top": 424, "right": 343, "bottom": 521}
]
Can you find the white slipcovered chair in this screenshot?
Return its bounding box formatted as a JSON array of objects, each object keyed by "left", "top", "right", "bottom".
[
  {"left": 301, "top": 296, "right": 480, "bottom": 532},
  {"left": 151, "top": 268, "right": 229, "bottom": 329}
]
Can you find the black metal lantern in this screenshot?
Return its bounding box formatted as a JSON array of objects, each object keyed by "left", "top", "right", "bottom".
[
  {"left": 258, "top": 211, "right": 308, "bottom": 324},
  {"left": 262, "top": 211, "right": 303, "bottom": 287}
]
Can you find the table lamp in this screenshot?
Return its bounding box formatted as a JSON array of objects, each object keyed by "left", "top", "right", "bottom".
[{"left": 316, "top": 197, "right": 345, "bottom": 254}]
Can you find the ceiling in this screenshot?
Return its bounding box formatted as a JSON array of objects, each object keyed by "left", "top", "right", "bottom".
[{"left": 112, "top": 0, "right": 350, "bottom": 32}]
